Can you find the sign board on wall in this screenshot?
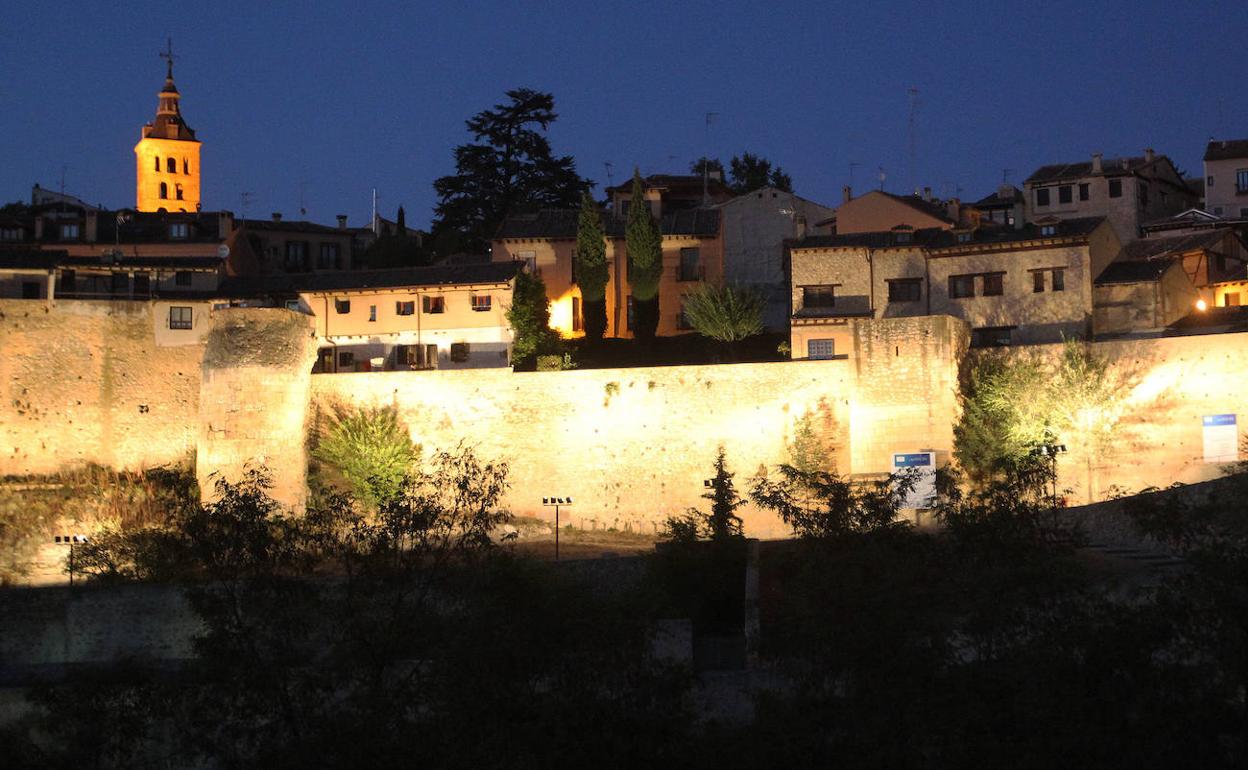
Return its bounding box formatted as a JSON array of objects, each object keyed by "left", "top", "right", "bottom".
[
  {"left": 892, "top": 452, "right": 937, "bottom": 509},
  {"left": 1202, "top": 414, "right": 1239, "bottom": 463}
]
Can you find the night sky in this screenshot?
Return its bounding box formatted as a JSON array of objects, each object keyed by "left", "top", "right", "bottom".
[{"left": 2, "top": 0, "right": 1244, "bottom": 227}]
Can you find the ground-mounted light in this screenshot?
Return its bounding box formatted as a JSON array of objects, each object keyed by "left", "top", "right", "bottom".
[
  {"left": 53, "top": 534, "right": 90, "bottom": 586},
  {"left": 542, "top": 495, "right": 574, "bottom": 561}
]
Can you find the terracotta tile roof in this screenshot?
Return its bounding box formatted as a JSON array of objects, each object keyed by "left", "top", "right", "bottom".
[
  {"left": 880, "top": 192, "right": 954, "bottom": 223},
  {"left": 1095, "top": 258, "right": 1176, "bottom": 285},
  {"left": 789, "top": 217, "right": 1106, "bottom": 251},
  {"left": 1026, "top": 156, "right": 1161, "bottom": 184},
  {"left": 1119, "top": 230, "right": 1229, "bottom": 261},
  {"left": 495, "top": 208, "right": 720, "bottom": 240}
]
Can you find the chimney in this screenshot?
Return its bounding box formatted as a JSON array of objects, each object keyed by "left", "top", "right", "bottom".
[
  {"left": 336, "top": 214, "right": 348, "bottom": 230},
  {"left": 84, "top": 210, "right": 98, "bottom": 242},
  {"left": 842, "top": 185, "right": 852, "bottom": 205},
  {"left": 794, "top": 214, "right": 808, "bottom": 240},
  {"left": 923, "top": 186, "right": 932, "bottom": 201},
  {"left": 708, "top": 169, "right": 723, "bottom": 182},
  {"left": 1091, "top": 153, "right": 1103, "bottom": 173},
  {"left": 34, "top": 215, "right": 44, "bottom": 240},
  {"left": 271, "top": 212, "right": 282, "bottom": 222},
  {"left": 998, "top": 183, "right": 1015, "bottom": 200},
  {"left": 219, "top": 211, "right": 234, "bottom": 235},
  {"left": 1144, "top": 148, "right": 1155, "bottom": 163},
  {"left": 947, "top": 197, "right": 961, "bottom": 223}
]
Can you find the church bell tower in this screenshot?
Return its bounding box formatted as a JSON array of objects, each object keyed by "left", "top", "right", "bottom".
[{"left": 134, "top": 41, "right": 201, "bottom": 212}]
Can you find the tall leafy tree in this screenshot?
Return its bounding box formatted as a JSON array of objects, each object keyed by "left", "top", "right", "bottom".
[
  {"left": 505, "top": 269, "right": 560, "bottom": 369},
  {"left": 432, "top": 89, "right": 592, "bottom": 255},
  {"left": 624, "top": 170, "right": 663, "bottom": 340},
  {"left": 689, "top": 156, "right": 724, "bottom": 178},
  {"left": 729, "top": 152, "right": 792, "bottom": 194},
  {"left": 573, "top": 191, "right": 609, "bottom": 341}
]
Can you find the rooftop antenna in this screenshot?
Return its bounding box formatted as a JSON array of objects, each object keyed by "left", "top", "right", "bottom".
[
  {"left": 239, "top": 191, "right": 253, "bottom": 221},
  {"left": 603, "top": 161, "right": 615, "bottom": 188},
  {"left": 907, "top": 86, "right": 920, "bottom": 194},
  {"left": 371, "top": 188, "right": 378, "bottom": 235},
  {"left": 703, "top": 111, "right": 719, "bottom": 205},
  {"left": 849, "top": 161, "right": 859, "bottom": 191},
  {"left": 878, "top": 166, "right": 887, "bottom": 192},
  {"left": 1002, "top": 168, "right": 1014, "bottom": 185},
  {"left": 298, "top": 181, "right": 308, "bottom": 217}
]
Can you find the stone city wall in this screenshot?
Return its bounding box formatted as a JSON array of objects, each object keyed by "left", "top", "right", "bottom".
[{"left": 0, "top": 300, "right": 203, "bottom": 476}]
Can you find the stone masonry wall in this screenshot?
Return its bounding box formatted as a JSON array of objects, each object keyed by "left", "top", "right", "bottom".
[
  {"left": 197, "top": 308, "right": 319, "bottom": 509},
  {"left": 0, "top": 300, "right": 203, "bottom": 475},
  {"left": 311, "top": 316, "right": 967, "bottom": 538}
]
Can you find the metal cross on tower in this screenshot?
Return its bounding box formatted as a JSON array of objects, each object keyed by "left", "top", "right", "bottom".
[{"left": 159, "top": 38, "right": 178, "bottom": 77}]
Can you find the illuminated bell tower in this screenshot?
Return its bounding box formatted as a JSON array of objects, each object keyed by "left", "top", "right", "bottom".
[{"left": 134, "top": 41, "right": 201, "bottom": 212}]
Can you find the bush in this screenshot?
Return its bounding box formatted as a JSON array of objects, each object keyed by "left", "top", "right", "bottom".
[{"left": 313, "top": 404, "right": 418, "bottom": 509}]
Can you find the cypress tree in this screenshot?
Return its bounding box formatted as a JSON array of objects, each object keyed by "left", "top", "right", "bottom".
[
  {"left": 625, "top": 170, "right": 662, "bottom": 340},
  {"left": 574, "top": 191, "right": 609, "bottom": 340}
]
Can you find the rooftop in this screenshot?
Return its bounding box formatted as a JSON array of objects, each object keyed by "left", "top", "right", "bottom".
[
  {"left": 1203, "top": 139, "right": 1248, "bottom": 162},
  {"left": 495, "top": 207, "right": 720, "bottom": 240},
  {"left": 1095, "top": 258, "right": 1176, "bottom": 285},
  {"left": 1025, "top": 155, "right": 1167, "bottom": 185},
  {"left": 789, "top": 217, "right": 1106, "bottom": 251},
  {"left": 218, "top": 261, "right": 520, "bottom": 297}
]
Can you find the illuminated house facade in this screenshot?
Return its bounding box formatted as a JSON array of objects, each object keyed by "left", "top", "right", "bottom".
[
  {"left": 493, "top": 176, "right": 727, "bottom": 338},
  {"left": 1202, "top": 139, "right": 1248, "bottom": 220},
  {"left": 134, "top": 56, "right": 201, "bottom": 213},
  {"left": 218, "top": 262, "right": 519, "bottom": 371},
  {"left": 831, "top": 188, "right": 977, "bottom": 234},
  {"left": 787, "top": 217, "right": 1122, "bottom": 357}
]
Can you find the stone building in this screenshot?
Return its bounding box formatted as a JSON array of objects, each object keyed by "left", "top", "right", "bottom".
[
  {"left": 229, "top": 215, "right": 357, "bottom": 275},
  {"left": 713, "top": 186, "right": 836, "bottom": 330},
  {"left": 134, "top": 53, "right": 201, "bottom": 213},
  {"left": 1024, "top": 150, "right": 1196, "bottom": 240},
  {"left": 831, "top": 188, "right": 976, "bottom": 234},
  {"left": 218, "top": 262, "right": 519, "bottom": 371},
  {"left": 1202, "top": 139, "right": 1248, "bottom": 220},
  {"left": 787, "top": 217, "right": 1121, "bottom": 356}
]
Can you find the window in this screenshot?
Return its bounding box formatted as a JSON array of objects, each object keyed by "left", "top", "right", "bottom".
[
  {"left": 1040, "top": 224, "right": 1057, "bottom": 236},
  {"left": 111, "top": 273, "right": 128, "bottom": 294},
  {"left": 154, "top": 157, "right": 160, "bottom": 172},
  {"left": 572, "top": 296, "right": 583, "bottom": 332},
  {"left": 175, "top": 184, "right": 184, "bottom": 201},
  {"left": 678, "top": 247, "right": 701, "bottom": 281},
  {"left": 318, "top": 243, "right": 340, "bottom": 270},
  {"left": 1033, "top": 271, "right": 1045, "bottom": 293},
  {"left": 133, "top": 273, "right": 150, "bottom": 296},
  {"left": 450, "top": 342, "right": 470, "bottom": 362},
  {"left": 1139, "top": 182, "right": 1150, "bottom": 208},
  {"left": 1052, "top": 268, "right": 1064, "bottom": 292},
  {"left": 1241, "top": 208, "right": 1248, "bottom": 219},
  {"left": 626, "top": 295, "right": 635, "bottom": 331},
  {"left": 518, "top": 251, "right": 537, "bottom": 274},
  {"left": 1207, "top": 175, "right": 1214, "bottom": 187},
  {"left": 569, "top": 248, "right": 578, "bottom": 285},
  {"left": 368, "top": 305, "right": 377, "bottom": 322},
  {"left": 1079, "top": 183, "right": 1090, "bottom": 201},
  {"left": 471, "top": 294, "right": 491, "bottom": 312},
  {"left": 168, "top": 306, "right": 193, "bottom": 330},
  {"left": 338, "top": 351, "right": 355, "bottom": 369},
  {"left": 956, "top": 231, "right": 972, "bottom": 243},
  {"left": 334, "top": 298, "right": 350, "bottom": 314},
  {"left": 1214, "top": 206, "right": 1224, "bottom": 216},
  {"left": 60, "top": 270, "right": 75, "bottom": 292},
  {"left": 970, "top": 326, "right": 1013, "bottom": 348},
  {"left": 1035, "top": 188, "right": 1050, "bottom": 207},
  {"left": 807, "top": 339, "right": 836, "bottom": 360},
  {"left": 315, "top": 348, "right": 334, "bottom": 373},
  {"left": 169, "top": 222, "right": 188, "bottom": 239},
  {"left": 422, "top": 295, "right": 445, "bottom": 314},
  {"left": 284, "top": 241, "right": 308, "bottom": 271},
  {"left": 887, "top": 278, "right": 921, "bottom": 303},
  {"left": 802, "top": 285, "right": 836, "bottom": 309},
  {"left": 0, "top": 228, "right": 21, "bottom": 240},
  {"left": 894, "top": 231, "right": 912, "bottom": 243},
  {"left": 166, "top": 157, "right": 177, "bottom": 173},
  {"left": 59, "top": 223, "right": 79, "bottom": 239},
  {"left": 21, "top": 282, "right": 39, "bottom": 299},
  {"left": 1237, "top": 169, "right": 1248, "bottom": 193},
  {"left": 396, "top": 300, "right": 415, "bottom": 316},
  {"left": 175, "top": 271, "right": 192, "bottom": 286},
  {"left": 1058, "top": 185, "right": 1072, "bottom": 204},
  {"left": 284, "top": 299, "right": 300, "bottom": 311},
  {"left": 982, "top": 272, "right": 1004, "bottom": 296},
  {"left": 949, "top": 274, "right": 975, "bottom": 299},
  {"left": 1224, "top": 293, "right": 1241, "bottom": 307},
  {"left": 1108, "top": 178, "right": 1122, "bottom": 198},
  {"left": 183, "top": 159, "right": 189, "bottom": 174},
  {"left": 159, "top": 182, "right": 168, "bottom": 200}
]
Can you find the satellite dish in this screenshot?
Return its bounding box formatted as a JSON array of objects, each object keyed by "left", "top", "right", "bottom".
[{"left": 217, "top": 243, "right": 230, "bottom": 259}]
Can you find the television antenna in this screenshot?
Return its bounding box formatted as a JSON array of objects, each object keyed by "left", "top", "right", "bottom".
[
  {"left": 907, "top": 86, "right": 920, "bottom": 194},
  {"left": 702, "top": 111, "right": 719, "bottom": 204},
  {"left": 603, "top": 161, "right": 614, "bottom": 187},
  {"left": 239, "top": 191, "right": 253, "bottom": 221}
]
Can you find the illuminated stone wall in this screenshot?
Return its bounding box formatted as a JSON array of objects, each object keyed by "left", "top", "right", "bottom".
[
  {"left": 311, "top": 315, "right": 967, "bottom": 537},
  {"left": 0, "top": 300, "right": 203, "bottom": 475}
]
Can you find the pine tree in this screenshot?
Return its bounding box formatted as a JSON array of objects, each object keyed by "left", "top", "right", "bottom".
[
  {"left": 624, "top": 170, "right": 663, "bottom": 340},
  {"left": 432, "top": 89, "right": 591, "bottom": 255},
  {"left": 574, "top": 191, "right": 609, "bottom": 340}
]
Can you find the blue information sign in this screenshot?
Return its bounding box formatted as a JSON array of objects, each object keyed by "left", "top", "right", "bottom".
[
  {"left": 893, "top": 453, "right": 934, "bottom": 468},
  {"left": 1203, "top": 414, "right": 1237, "bottom": 427}
]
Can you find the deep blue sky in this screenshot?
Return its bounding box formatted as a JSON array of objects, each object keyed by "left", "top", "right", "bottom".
[{"left": 2, "top": 0, "right": 1244, "bottom": 227}]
